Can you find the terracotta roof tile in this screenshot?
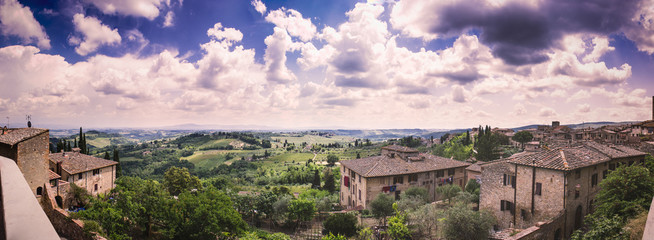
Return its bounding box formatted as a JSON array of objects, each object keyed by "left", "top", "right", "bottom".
[
  {"left": 50, "top": 152, "right": 118, "bottom": 174},
  {"left": 48, "top": 170, "right": 61, "bottom": 180},
  {"left": 341, "top": 153, "right": 470, "bottom": 177},
  {"left": 381, "top": 145, "right": 419, "bottom": 153},
  {"left": 466, "top": 163, "right": 482, "bottom": 172},
  {"left": 0, "top": 128, "right": 48, "bottom": 145},
  {"left": 508, "top": 142, "right": 645, "bottom": 171}
]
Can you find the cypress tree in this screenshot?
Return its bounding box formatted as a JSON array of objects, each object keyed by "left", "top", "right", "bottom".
[
  {"left": 311, "top": 169, "right": 321, "bottom": 189},
  {"left": 103, "top": 151, "right": 110, "bottom": 160},
  {"left": 113, "top": 148, "right": 121, "bottom": 178}
]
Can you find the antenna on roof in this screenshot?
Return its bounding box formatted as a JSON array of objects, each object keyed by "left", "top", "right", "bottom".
[{"left": 26, "top": 115, "right": 32, "bottom": 128}]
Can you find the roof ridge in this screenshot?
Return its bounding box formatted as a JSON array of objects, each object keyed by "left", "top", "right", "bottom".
[
  {"left": 365, "top": 160, "right": 380, "bottom": 176},
  {"left": 559, "top": 149, "right": 569, "bottom": 169}
]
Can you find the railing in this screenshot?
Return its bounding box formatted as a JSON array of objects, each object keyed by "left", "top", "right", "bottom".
[{"left": 0, "top": 156, "right": 59, "bottom": 240}]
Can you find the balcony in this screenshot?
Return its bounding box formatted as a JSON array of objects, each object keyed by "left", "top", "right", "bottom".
[{"left": 0, "top": 156, "right": 59, "bottom": 240}]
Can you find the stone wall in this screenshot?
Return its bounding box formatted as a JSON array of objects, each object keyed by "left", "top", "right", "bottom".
[
  {"left": 340, "top": 165, "right": 467, "bottom": 209},
  {"left": 514, "top": 165, "right": 565, "bottom": 229},
  {"left": 504, "top": 212, "right": 566, "bottom": 240},
  {"left": 65, "top": 165, "right": 116, "bottom": 196},
  {"left": 480, "top": 160, "right": 516, "bottom": 229},
  {"left": 41, "top": 184, "right": 97, "bottom": 240},
  {"left": 17, "top": 131, "right": 50, "bottom": 195}
]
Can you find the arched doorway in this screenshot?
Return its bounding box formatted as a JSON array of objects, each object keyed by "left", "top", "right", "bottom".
[
  {"left": 55, "top": 196, "right": 63, "bottom": 208},
  {"left": 36, "top": 187, "right": 43, "bottom": 196},
  {"left": 575, "top": 205, "right": 583, "bottom": 230}
]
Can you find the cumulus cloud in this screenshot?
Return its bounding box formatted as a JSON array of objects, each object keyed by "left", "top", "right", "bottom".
[
  {"left": 265, "top": 8, "right": 316, "bottom": 41},
  {"left": 390, "top": 0, "right": 643, "bottom": 65},
  {"left": 83, "top": 0, "right": 166, "bottom": 20},
  {"left": 0, "top": 0, "right": 51, "bottom": 49},
  {"left": 264, "top": 27, "right": 297, "bottom": 84},
  {"left": 539, "top": 107, "right": 557, "bottom": 117},
  {"left": 251, "top": 0, "right": 267, "bottom": 15},
  {"left": 577, "top": 104, "right": 591, "bottom": 113},
  {"left": 452, "top": 85, "right": 468, "bottom": 103},
  {"left": 163, "top": 11, "right": 174, "bottom": 27},
  {"left": 70, "top": 14, "right": 122, "bottom": 56}
]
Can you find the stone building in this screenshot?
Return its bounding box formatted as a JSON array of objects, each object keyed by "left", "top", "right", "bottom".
[
  {"left": 0, "top": 127, "right": 50, "bottom": 196},
  {"left": 465, "top": 162, "right": 481, "bottom": 183},
  {"left": 339, "top": 145, "right": 470, "bottom": 209},
  {"left": 50, "top": 151, "right": 118, "bottom": 196},
  {"left": 480, "top": 141, "right": 646, "bottom": 239}
]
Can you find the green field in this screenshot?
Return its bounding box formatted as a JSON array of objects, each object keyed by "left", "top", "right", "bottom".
[{"left": 271, "top": 134, "right": 354, "bottom": 148}]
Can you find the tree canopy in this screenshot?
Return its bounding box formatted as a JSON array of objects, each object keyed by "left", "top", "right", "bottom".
[
  {"left": 512, "top": 131, "right": 533, "bottom": 149},
  {"left": 164, "top": 166, "right": 202, "bottom": 196}
]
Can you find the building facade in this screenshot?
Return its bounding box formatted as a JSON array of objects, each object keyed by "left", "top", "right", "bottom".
[
  {"left": 480, "top": 141, "right": 646, "bottom": 239},
  {"left": 0, "top": 128, "right": 50, "bottom": 196},
  {"left": 50, "top": 151, "right": 118, "bottom": 195},
  {"left": 339, "top": 145, "right": 470, "bottom": 209}
]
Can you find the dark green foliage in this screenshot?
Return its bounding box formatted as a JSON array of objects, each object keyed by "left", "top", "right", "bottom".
[
  {"left": 475, "top": 125, "right": 502, "bottom": 161},
  {"left": 321, "top": 233, "right": 347, "bottom": 240},
  {"left": 465, "top": 179, "right": 480, "bottom": 193},
  {"left": 402, "top": 186, "right": 429, "bottom": 203},
  {"left": 322, "top": 213, "right": 359, "bottom": 237},
  {"left": 512, "top": 131, "right": 534, "bottom": 149},
  {"left": 593, "top": 164, "right": 654, "bottom": 220},
  {"left": 369, "top": 194, "right": 394, "bottom": 224},
  {"left": 312, "top": 169, "right": 321, "bottom": 189},
  {"left": 570, "top": 215, "right": 626, "bottom": 240},
  {"left": 287, "top": 199, "right": 316, "bottom": 229},
  {"left": 399, "top": 136, "right": 422, "bottom": 148},
  {"left": 387, "top": 204, "right": 410, "bottom": 240},
  {"left": 326, "top": 154, "right": 339, "bottom": 166},
  {"left": 436, "top": 184, "right": 462, "bottom": 204},
  {"left": 323, "top": 168, "right": 336, "bottom": 193},
  {"left": 113, "top": 148, "right": 121, "bottom": 178},
  {"left": 443, "top": 203, "right": 495, "bottom": 240},
  {"left": 163, "top": 166, "right": 202, "bottom": 196}
]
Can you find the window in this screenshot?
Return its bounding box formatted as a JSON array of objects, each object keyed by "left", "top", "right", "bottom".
[
  {"left": 78, "top": 173, "right": 83, "bottom": 180},
  {"left": 359, "top": 190, "right": 361, "bottom": 200},
  {"left": 602, "top": 170, "right": 608, "bottom": 179},
  {"left": 609, "top": 163, "right": 616, "bottom": 171},
  {"left": 575, "top": 170, "right": 581, "bottom": 179},
  {"left": 426, "top": 172, "right": 430, "bottom": 178},
  {"left": 436, "top": 170, "right": 444, "bottom": 178},
  {"left": 409, "top": 174, "right": 418, "bottom": 182},
  {"left": 448, "top": 169, "right": 455, "bottom": 176},
  {"left": 591, "top": 174, "right": 598, "bottom": 187},
  {"left": 503, "top": 174, "right": 516, "bottom": 188},
  {"left": 535, "top": 182, "right": 542, "bottom": 195},
  {"left": 359, "top": 175, "right": 361, "bottom": 183},
  {"left": 500, "top": 200, "right": 514, "bottom": 214},
  {"left": 94, "top": 184, "right": 98, "bottom": 191},
  {"left": 93, "top": 169, "right": 100, "bottom": 176},
  {"left": 575, "top": 189, "right": 580, "bottom": 199},
  {"left": 393, "top": 176, "right": 404, "bottom": 184}
]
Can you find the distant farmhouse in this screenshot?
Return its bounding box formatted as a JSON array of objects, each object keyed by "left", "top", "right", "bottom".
[
  {"left": 480, "top": 141, "right": 646, "bottom": 239},
  {"left": 339, "top": 145, "right": 470, "bottom": 209}
]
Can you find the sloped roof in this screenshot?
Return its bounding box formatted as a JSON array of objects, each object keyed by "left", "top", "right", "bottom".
[
  {"left": 466, "top": 162, "right": 482, "bottom": 172},
  {"left": 381, "top": 145, "right": 419, "bottom": 153},
  {"left": 341, "top": 153, "right": 470, "bottom": 177},
  {"left": 49, "top": 152, "right": 118, "bottom": 174},
  {"left": 48, "top": 170, "right": 61, "bottom": 180},
  {"left": 507, "top": 142, "right": 645, "bottom": 171},
  {"left": 0, "top": 128, "right": 48, "bottom": 145}
]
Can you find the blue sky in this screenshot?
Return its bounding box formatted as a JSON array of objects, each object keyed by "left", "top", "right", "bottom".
[{"left": 0, "top": 0, "right": 653, "bottom": 129}]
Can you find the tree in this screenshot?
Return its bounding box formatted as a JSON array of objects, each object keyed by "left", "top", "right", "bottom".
[
  {"left": 387, "top": 203, "right": 411, "bottom": 240},
  {"left": 436, "top": 184, "right": 462, "bottom": 204},
  {"left": 356, "top": 152, "right": 361, "bottom": 159},
  {"left": 112, "top": 177, "right": 169, "bottom": 238},
  {"left": 476, "top": 126, "right": 501, "bottom": 161},
  {"left": 322, "top": 213, "right": 359, "bottom": 237},
  {"left": 170, "top": 187, "right": 248, "bottom": 239},
  {"left": 402, "top": 187, "right": 429, "bottom": 203},
  {"left": 369, "top": 194, "right": 394, "bottom": 225},
  {"left": 312, "top": 169, "right": 321, "bottom": 189},
  {"left": 113, "top": 148, "right": 121, "bottom": 178},
  {"left": 593, "top": 164, "right": 654, "bottom": 220},
  {"left": 326, "top": 154, "right": 339, "bottom": 166},
  {"left": 163, "top": 166, "right": 202, "bottom": 196},
  {"left": 443, "top": 203, "right": 495, "bottom": 240},
  {"left": 512, "top": 131, "right": 534, "bottom": 149},
  {"left": 570, "top": 215, "right": 625, "bottom": 240},
  {"left": 287, "top": 199, "right": 316, "bottom": 229},
  {"left": 323, "top": 168, "right": 336, "bottom": 193},
  {"left": 103, "top": 151, "right": 110, "bottom": 160}
]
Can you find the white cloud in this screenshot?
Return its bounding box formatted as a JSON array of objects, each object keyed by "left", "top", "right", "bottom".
[
  {"left": 251, "top": 0, "right": 267, "bottom": 15},
  {"left": 577, "top": 104, "right": 591, "bottom": 113},
  {"left": 0, "top": 0, "right": 51, "bottom": 49},
  {"left": 539, "top": 107, "right": 557, "bottom": 117},
  {"left": 624, "top": 0, "right": 654, "bottom": 54},
  {"left": 582, "top": 37, "right": 614, "bottom": 63},
  {"left": 207, "top": 23, "right": 243, "bottom": 42},
  {"left": 163, "top": 11, "right": 174, "bottom": 27},
  {"left": 83, "top": 0, "right": 166, "bottom": 20},
  {"left": 264, "top": 27, "right": 297, "bottom": 84},
  {"left": 70, "top": 14, "right": 122, "bottom": 56},
  {"left": 265, "top": 8, "right": 316, "bottom": 41},
  {"left": 452, "top": 85, "right": 468, "bottom": 103}
]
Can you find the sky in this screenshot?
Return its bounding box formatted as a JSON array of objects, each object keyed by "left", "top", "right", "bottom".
[{"left": 0, "top": 0, "right": 653, "bottom": 130}]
